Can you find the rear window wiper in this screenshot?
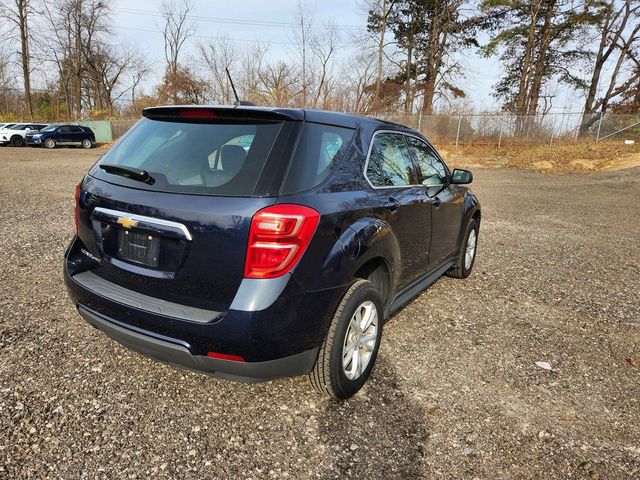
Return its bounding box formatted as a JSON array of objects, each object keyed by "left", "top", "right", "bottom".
[{"left": 99, "top": 164, "right": 155, "bottom": 184}]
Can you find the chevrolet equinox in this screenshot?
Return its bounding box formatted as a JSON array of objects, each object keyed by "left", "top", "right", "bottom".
[{"left": 64, "top": 106, "right": 481, "bottom": 399}]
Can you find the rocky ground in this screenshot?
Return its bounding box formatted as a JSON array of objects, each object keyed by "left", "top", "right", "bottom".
[{"left": 0, "top": 146, "right": 638, "bottom": 479}]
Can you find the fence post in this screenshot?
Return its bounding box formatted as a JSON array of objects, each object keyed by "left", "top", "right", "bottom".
[
  {"left": 498, "top": 123, "right": 502, "bottom": 148},
  {"left": 595, "top": 112, "right": 603, "bottom": 143},
  {"left": 549, "top": 129, "right": 554, "bottom": 146},
  {"left": 455, "top": 116, "right": 462, "bottom": 147}
]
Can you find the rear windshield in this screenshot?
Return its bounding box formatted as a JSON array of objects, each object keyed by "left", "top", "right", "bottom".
[{"left": 92, "top": 117, "right": 284, "bottom": 196}]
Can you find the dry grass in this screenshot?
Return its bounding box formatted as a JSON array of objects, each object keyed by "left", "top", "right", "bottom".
[{"left": 436, "top": 141, "right": 640, "bottom": 173}]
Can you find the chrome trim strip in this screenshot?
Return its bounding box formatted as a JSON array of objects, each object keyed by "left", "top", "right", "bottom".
[
  {"left": 362, "top": 129, "right": 450, "bottom": 190},
  {"left": 92, "top": 207, "right": 193, "bottom": 241}
]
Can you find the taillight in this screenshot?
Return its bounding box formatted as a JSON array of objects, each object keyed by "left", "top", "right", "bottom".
[
  {"left": 244, "top": 204, "right": 320, "bottom": 279},
  {"left": 74, "top": 182, "right": 82, "bottom": 234}
]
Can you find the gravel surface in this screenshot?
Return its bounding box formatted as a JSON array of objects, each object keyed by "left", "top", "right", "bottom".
[{"left": 0, "top": 146, "right": 638, "bottom": 479}]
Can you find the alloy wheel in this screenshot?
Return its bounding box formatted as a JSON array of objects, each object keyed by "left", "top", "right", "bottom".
[
  {"left": 465, "top": 229, "right": 477, "bottom": 270},
  {"left": 342, "top": 300, "right": 378, "bottom": 380}
]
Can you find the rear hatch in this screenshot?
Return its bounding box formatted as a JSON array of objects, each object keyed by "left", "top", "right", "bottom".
[{"left": 75, "top": 107, "right": 302, "bottom": 311}]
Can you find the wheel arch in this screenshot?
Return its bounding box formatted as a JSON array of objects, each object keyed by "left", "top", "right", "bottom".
[
  {"left": 353, "top": 257, "right": 392, "bottom": 306},
  {"left": 343, "top": 216, "right": 401, "bottom": 305},
  {"left": 456, "top": 191, "right": 481, "bottom": 250}
]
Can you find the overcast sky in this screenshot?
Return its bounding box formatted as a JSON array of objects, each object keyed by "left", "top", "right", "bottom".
[{"left": 110, "top": 0, "right": 579, "bottom": 113}]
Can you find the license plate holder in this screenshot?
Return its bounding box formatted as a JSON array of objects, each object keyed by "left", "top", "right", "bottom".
[{"left": 117, "top": 230, "right": 160, "bottom": 267}]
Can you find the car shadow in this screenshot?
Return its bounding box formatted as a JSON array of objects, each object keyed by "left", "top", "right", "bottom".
[{"left": 316, "top": 356, "right": 429, "bottom": 478}]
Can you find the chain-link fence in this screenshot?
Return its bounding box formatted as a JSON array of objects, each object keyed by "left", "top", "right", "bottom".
[
  {"left": 110, "top": 118, "right": 138, "bottom": 140},
  {"left": 377, "top": 112, "right": 640, "bottom": 146},
  {"left": 10, "top": 112, "right": 639, "bottom": 145}
]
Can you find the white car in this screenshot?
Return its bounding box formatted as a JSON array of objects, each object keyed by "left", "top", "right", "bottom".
[{"left": 0, "top": 123, "right": 48, "bottom": 147}]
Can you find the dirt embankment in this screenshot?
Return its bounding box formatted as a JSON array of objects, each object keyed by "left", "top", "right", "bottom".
[{"left": 437, "top": 141, "right": 640, "bottom": 173}]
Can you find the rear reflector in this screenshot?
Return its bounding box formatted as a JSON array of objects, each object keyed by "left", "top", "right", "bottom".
[
  {"left": 207, "top": 352, "right": 245, "bottom": 362},
  {"left": 244, "top": 204, "right": 320, "bottom": 279}
]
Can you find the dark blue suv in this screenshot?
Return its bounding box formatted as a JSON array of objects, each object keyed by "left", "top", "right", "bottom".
[
  {"left": 64, "top": 106, "right": 480, "bottom": 398},
  {"left": 27, "top": 124, "right": 95, "bottom": 149}
]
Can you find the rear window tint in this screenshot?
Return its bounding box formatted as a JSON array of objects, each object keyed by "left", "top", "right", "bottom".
[
  {"left": 92, "top": 118, "right": 284, "bottom": 196},
  {"left": 282, "top": 122, "right": 355, "bottom": 193}
]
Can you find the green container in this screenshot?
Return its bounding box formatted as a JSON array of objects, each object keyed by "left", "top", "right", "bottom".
[{"left": 72, "top": 120, "right": 113, "bottom": 143}]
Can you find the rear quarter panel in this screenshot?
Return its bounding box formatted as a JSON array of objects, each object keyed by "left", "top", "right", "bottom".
[{"left": 285, "top": 124, "right": 402, "bottom": 294}]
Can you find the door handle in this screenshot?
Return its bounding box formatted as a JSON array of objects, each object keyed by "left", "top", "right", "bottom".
[
  {"left": 433, "top": 197, "right": 441, "bottom": 208},
  {"left": 384, "top": 197, "right": 400, "bottom": 214}
]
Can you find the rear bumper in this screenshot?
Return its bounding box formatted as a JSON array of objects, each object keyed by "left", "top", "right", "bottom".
[
  {"left": 64, "top": 236, "right": 345, "bottom": 381},
  {"left": 78, "top": 305, "right": 318, "bottom": 382}
]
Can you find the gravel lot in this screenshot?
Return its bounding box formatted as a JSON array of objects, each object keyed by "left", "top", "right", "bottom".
[{"left": 0, "top": 146, "right": 638, "bottom": 479}]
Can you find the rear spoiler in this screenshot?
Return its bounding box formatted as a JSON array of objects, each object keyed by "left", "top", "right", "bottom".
[{"left": 142, "top": 106, "right": 305, "bottom": 123}]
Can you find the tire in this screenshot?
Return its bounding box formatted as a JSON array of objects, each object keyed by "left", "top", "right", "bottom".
[
  {"left": 10, "top": 135, "right": 24, "bottom": 147},
  {"left": 81, "top": 139, "right": 92, "bottom": 149},
  {"left": 309, "top": 279, "right": 383, "bottom": 399},
  {"left": 44, "top": 138, "right": 56, "bottom": 149},
  {"left": 446, "top": 218, "right": 479, "bottom": 279}
]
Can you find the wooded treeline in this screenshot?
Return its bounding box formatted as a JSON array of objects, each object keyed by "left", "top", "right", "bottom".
[{"left": 0, "top": 0, "right": 639, "bottom": 135}]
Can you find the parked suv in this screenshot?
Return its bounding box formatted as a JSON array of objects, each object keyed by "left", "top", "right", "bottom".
[
  {"left": 26, "top": 124, "right": 95, "bottom": 148},
  {"left": 64, "top": 106, "right": 480, "bottom": 399},
  {"left": 0, "top": 123, "right": 48, "bottom": 146}
]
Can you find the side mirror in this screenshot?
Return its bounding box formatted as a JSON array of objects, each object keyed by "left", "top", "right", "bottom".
[{"left": 451, "top": 168, "right": 473, "bottom": 184}]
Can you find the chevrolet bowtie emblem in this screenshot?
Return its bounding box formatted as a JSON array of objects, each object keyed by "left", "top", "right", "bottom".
[{"left": 117, "top": 216, "right": 139, "bottom": 229}]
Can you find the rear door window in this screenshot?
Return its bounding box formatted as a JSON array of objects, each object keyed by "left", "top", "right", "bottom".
[
  {"left": 282, "top": 122, "right": 354, "bottom": 193},
  {"left": 92, "top": 117, "right": 284, "bottom": 196},
  {"left": 366, "top": 132, "right": 418, "bottom": 187}
]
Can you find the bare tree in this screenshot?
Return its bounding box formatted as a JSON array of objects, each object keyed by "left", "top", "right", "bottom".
[
  {"left": 344, "top": 52, "right": 377, "bottom": 113},
  {"left": 41, "top": 0, "right": 146, "bottom": 118},
  {"left": 239, "top": 43, "right": 267, "bottom": 104},
  {"left": 1, "top": 0, "right": 35, "bottom": 118},
  {"left": 258, "top": 62, "right": 297, "bottom": 106},
  {"left": 311, "top": 23, "right": 340, "bottom": 108},
  {"left": 83, "top": 43, "right": 140, "bottom": 115},
  {"left": 579, "top": 0, "right": 640, "bottom": 135},
  {"left": 129, "top": 53, "right": 151, "bottom": 112},
  {"left": 292, "top": 0, "right": 314, "bottom": 107},
  {"left": 365, "top": 0, "right": 396, "bottom": 110},
  {"left": 159, "top": 0, "right": 195, "bottom": 104},
  {"left": 0, "top": 41, "right": 18, "bottom": 116},
  {"left": 198, "top": 36, "right": 236, "bottom": 104}
]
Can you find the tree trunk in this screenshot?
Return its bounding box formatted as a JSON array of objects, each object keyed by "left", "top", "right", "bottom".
[
  {"left": 420, "top": 3, "right": 439, "bottom": 115},
  {"left": 405, "top": 41, "right": 413, "bottom": 114},
  {"left": 579, "top": 0, "right": 629, "bottom": 137},
  {"left": 527, "top": 0, "right": 555, "bottom": 116},
  {"left": 75, "top": 1, "right": 83, "bottom": 117},
  {"left": 374, "top": 0, "right": 388, "bottom": 111},
  {"left": 17, "top": 0, "right": 33, "bottom": 120},
  {"left": 515, "top": 1, "right": 541, "bottom": 133}
]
